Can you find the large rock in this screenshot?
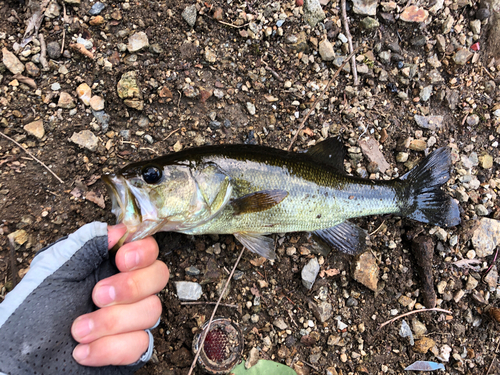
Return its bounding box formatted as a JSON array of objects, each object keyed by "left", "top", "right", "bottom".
[
  {"left": 70, "top": 130, "right": 99, "bottom": 151},
  {"left": 472, "top": 218, "right": 500, "bottom": 257},
  {"left": 77, "top": 83, "right": 92, "bottom": 105},
  {"left": 127, "top": 32, "right": 149, "bottom": 52},
  {"left": 175, "top": 281, "right": 202, "bottom": 301},
  {"left": 319, "top": 39, "right": 335, "bottom": 61},
  {"left": 182, "top": 5, "right": 197, "bottom": 27},
  {"left": 58, "top": 92, "right": 76, "bottom": 109},
  {"left": 359, "top": 137, "right": 390, "bottom": 173},
  {"left": 303, "top": 0, "right": 325, "bottom": 27},
  {"left": 400, "top": 5, "right": 429, "bottom": 23},
  {"left": 484, "top": 0, "right": 500, "bottom": 58},
  {"left": 117, "top": 71, "right": 144, "bottom": 110},
  {"left": 352, "top": 251, "right": 379, "bottom": 291},
  {"left": 2, "top": 48, "right": 24, "bottom": 75},
  {"left": 414, "top": 115, "right": 443, "bottom": 131},
  {"left": 301, "top": 258, "right": 320, "bottom": 290},
  {"left": 24, "top": 120, "right": 45, "bottom": 139},
  {"left": 353, "top": 0, "right": 377, "bottom": 16}
]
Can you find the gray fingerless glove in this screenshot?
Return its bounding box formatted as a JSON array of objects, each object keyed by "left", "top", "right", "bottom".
[{"left": 0, "top": 222, "right": 154, "bottom": 375}]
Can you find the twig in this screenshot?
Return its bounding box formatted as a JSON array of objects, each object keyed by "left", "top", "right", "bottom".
[
  {"left": 380, "top": 308, "right": 452, "bottom": 329},
  {"left": 177, "top": 90, "right": 182, "bottom": 108},
  {"left": 369, "top": 219, "right": 386, "bottom": 236},
  {"left": 485, "top": 340, "right": 500, "bottom": 375},
  {"left": 7, "top": 235, "right": 18, "bottom": 288},
  {"left": 341, "top": 0, "right": 358, "bottom": 86},
  {"left": 483, "top": 247, "right": 499, "bottom": 279},
  {"left": 218, "top": 20, "right": 249, "bottom": 28},
  {"left": 187, "top": 246, "right": 246, "bottom": 375},
  {"left": 69, "top": 43, "right": 94, "bottom": 59},
  {"left": 163, "top": 128, "right": 181, "bottom": 141},
  {"left": 60, "top": 3, "right": 66, "bottom": 55},
  {"left": 180, "top": 301, "right": 239, "bottom": 309},
  {"left": 303, "top": 361, "right": 319, "bottom": 372},
  {"left": 39, "top": 34, "right": 49, "bottom": 71},
  {"left": 482, "top": 65, "right": 495, "bottom": 80},
  {"left": 139, "top": 147, "right": 159, "bottom": 154},
  {"left": 288, "top": 47, "right": 360, "bottom": 151},
  {"left": 0, "top": 131, "right": 64, "bottom": 184},
  {"left": 486, "top": 357, "right": 496, "bottom": 375}
]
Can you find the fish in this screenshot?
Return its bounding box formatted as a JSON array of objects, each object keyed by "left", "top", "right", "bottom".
[{"left": 102, "top": 138, "right": 460, "bottom": 260}]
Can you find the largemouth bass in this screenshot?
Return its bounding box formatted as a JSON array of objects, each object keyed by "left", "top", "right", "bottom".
[{"left": 102, "top": 138, "right": 460, "bottom": 259}]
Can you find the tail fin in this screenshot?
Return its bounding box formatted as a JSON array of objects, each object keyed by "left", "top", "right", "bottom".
[{"left": 400, "top": 148, "right": 460, "bottom": 227}]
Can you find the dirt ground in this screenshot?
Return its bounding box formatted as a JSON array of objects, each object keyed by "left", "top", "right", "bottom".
[{"left": 1, "top": 0, "right": 500, "bottom": 373}]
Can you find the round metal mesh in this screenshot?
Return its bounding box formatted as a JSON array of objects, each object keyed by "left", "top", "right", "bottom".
[
  {"left": 193, "top": 318, "right": 244, "bottom": 375},
  {"left": 204, "top": 328, "right": 229, "bottom": 362}
]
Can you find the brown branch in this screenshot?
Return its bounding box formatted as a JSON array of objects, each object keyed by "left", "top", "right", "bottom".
[
  {"left": 287, "top": 47, "right": 360, "bottom": 151},
  {"left": 39, "top": 34, "right": 49, "bottom": 71},
  {"left": 380, "top": 308, "right": 452, "bottom": 329},
  {"left": 180, "top": 301, "right": 239, "bottom": 309},
  {"left": 7, "top": 235, "right": 18, "bottom": 288},
  {"left": 61, "top": 2, "right": 66, "bottom": 55},
  {"left": 187, "top": 246, "right": 246, "bottom": 375},
  {"left": 69, "top": 43, "right": 94, "bottom": 59},
  {"left": 341, "top": 0, "right": 358, "bottom": 85},
  {"left": 0, "top": 131, "right": 65, "bottom": 184}
]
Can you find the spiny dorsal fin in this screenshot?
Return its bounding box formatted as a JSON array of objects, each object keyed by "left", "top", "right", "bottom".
[
  {"left": 234, "top": 232, "right": 276, "bottom": 260},
  {"left": 306, "top": 137, "right": 346, "bottom": 174},
  {"left": 231, "top": 189, "right": 288, "bottom": 215}
]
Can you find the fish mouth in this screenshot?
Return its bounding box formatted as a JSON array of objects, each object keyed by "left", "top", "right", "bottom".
[{"left": 102, "top": 174, "right": 162, "bottom": 242}]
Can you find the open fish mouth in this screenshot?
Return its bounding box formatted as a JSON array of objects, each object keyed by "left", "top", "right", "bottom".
[{"left": 102, "top": 174, "right": 162, "bottom": 241}]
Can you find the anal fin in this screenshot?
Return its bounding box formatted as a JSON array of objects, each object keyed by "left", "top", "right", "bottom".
[
  {"left": 313, "top": 221, "right": 368, "bottom": 255},
  {"left": 234, "top": 232, "right": 276, "bottom": 260}
]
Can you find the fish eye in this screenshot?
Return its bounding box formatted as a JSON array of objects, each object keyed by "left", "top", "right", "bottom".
[{"left": 142, "top": 166, "right": 162, "bottom": 184}]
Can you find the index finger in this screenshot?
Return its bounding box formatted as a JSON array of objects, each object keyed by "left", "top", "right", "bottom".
[{"left": 107, "top": 224, "right": 127, "bottom": 249}]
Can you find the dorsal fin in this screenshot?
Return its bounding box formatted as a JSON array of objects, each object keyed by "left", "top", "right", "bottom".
[{"left": 307, "top": 137, "right": 346, "bottom": 174}]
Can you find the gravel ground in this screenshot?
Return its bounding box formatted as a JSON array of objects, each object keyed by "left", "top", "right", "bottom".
[{"left": 1, "top": 0, "right": 500, "bottom": 374}]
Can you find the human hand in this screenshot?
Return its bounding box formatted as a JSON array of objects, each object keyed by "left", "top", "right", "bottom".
[
  {"left": 72, "top": 224, "right": 169, "bottom": 366},
  {"left": 0, "top": 221, "right": 169, "bottom": 375}
]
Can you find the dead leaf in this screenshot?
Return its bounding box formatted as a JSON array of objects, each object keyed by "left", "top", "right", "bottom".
[
  {"left": 264, "top": 94, "right": 278, "bottom": 102},
  {"left": 70, "top": 187, "right": 83, "bottom": 199},
  {"left": 69, "top": 43, "right": 94, "bottom": 59},
  {"left": 452, "top": 259, "right": 481, "bottom": 271},
  {"left": 302, "top": 127, "right": 314, "bottom": 136},
  {"left": 85, "top": 191, "right": 105, "bottom": 208},
  {"left": 250, "top": 257, "right": 267, "bottom": 267},
  {"left": 12, "top": 74, "right": 37, "bottom": 89},
  {"left": 86, "top": 174, "right": 101, "bottom": 186},
  {"left": 250, "top": 285, "right": 261, "bottom": 297},
  {"left": 320, "top": 268, "right": 340, "bottom": 278}
]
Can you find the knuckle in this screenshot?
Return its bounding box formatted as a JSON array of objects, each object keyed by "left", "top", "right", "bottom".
[{"left": 124, "top": 273, "right": 141, "bottom": 299}]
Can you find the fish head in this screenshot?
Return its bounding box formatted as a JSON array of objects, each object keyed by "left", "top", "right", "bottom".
[{"left": 103, "top": 160, "right": 233, "bottom": 241}]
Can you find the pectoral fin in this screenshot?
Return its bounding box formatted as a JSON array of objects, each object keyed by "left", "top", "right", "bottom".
[
  {"left": 231, "top": 189, "right": 288, "bottom": 215},
  {"left": 234, "top": 232, "right": 276, "bottom": 260},
  {"left": 313, "top": 221, "right": 368, "bottom": 255}
]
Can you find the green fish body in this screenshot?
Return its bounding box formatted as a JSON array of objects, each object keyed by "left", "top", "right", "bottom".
[{"left": 103, "top": 138, "right": 460, "bottom": 259}]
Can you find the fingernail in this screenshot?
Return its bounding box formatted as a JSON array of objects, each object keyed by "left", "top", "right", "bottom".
[
  {"left": 124, "top": 250, "right": 140, "bottom": 270},
  {"left": 95, "top": 285, "right": 116, "bottom": 306},
  {"left": 73, "top": 344, "right": 90, "bottom": 362},
  {"left": 109, "top": 223, "right": 127, "bottom": 231},
  {"left": 73, "top": 317, "right": 93, "bottom": 339}
]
